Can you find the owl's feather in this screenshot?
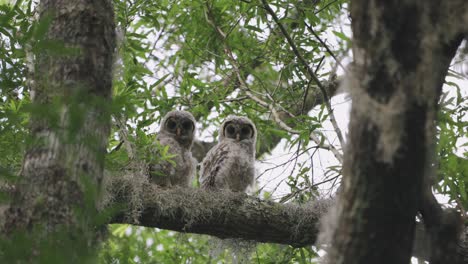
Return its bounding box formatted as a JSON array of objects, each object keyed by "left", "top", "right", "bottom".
[
  {"left": 149, "top": 110, "right": 197, "bottom": 188},
  {"left": 200, "top": 116, "right": 256, "bottom": 192}
]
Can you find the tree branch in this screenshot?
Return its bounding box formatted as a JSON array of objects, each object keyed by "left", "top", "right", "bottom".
[
  {"left": 191, "top": 140, "right": 217, "bottom": 163},
  {"left": 108, "top": 182, "right": 331, "bottom": 247},
  {"left": 261, "top": 0, "right": 345, "bottom": 148},
  {"left": 420, "top": 189, "right": 467, "bottom": 263},
  {"left": 204, "top": 4, "right": 343, "bottom": 160},
  {"left": 105, "top": 176, "right": 467, "bottom": 262}
]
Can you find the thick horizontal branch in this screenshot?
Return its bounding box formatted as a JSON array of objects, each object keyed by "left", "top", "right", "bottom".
[
  {"left": 105, "top": 176, "right": 467, "bottom": 261},
  {"left": 109, "top": 182, "right": 331, "bottom": 247}
]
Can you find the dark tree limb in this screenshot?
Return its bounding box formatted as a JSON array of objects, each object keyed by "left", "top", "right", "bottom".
[
  {"left": 109, "top": 183, "right": 331, "bottom": 247},
  {"left": 420, "top": 189, "right": 467, "bottom": 263},
  {"left": 3, "top": 171, "right": 467, "bottom": 261},
  {"left": 326, "top": 1, "right": 467, "bottom": 263},
  {"left": 105, "top": 177, "right": 467, "bottom": 261},
  {"left": 191, "top": 140, "right": 217, "bottom": 163}
]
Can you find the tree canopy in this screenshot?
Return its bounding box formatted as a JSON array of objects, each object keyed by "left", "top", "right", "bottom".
[{"left": 0, "top": 0, "right": 467, "bottom": 263}]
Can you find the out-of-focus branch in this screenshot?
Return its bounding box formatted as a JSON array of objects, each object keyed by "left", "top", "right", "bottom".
[
  {"left": 191, "top": 140, "right": 217, "bottom": 163},
  {"left": 419, "top": 189, "right": 467, "bottom": 263},
  {"left": 205, "top": 4, "right": 343, "bottom": 161},
  {"left": 303, "top": 21, "right": 346, "bottom": 72},
  {"left": 113, "top": 115, "right": 137, "bottom": 160},
  {"left": 244, "top": 89, "right": 343, "bottom": 162},
  {"left": 261, "top": 0, "right": 345, "bottom": 148}
]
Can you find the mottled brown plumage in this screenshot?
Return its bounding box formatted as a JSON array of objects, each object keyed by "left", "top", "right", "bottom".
[
  {"left": 200, "top": 116, "right": 256, "bottom": 192},
  {"left": 149, "top": 110, "right": 197, "bottom": 187}
]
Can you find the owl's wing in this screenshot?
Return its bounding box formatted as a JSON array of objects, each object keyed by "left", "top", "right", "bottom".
[
  {"left": 180, "top": 155, "right": 197, "bottom": 187},
  {"left": 200, "top": 142, "right": 230, "bottom": 190}
]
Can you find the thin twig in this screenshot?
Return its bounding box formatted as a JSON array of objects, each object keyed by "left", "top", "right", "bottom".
[
  {"left": 113, "top": 115, "right": 137, "bottom": 159},
  {"left": 304, "top": 21, "right": 346, "bottom": 72},
  {"left": 247, "top": 90, "right": 343, "bottom": 162},
  {"left": 314, "top": 0, "right": 340, "bottom": 15},
  {"left": 109, "top": 140, "right": 125, "bottom": 154},
  {"left": 261, "top": 0, "right": 345, "bottom": 148},
  {"left": 219, "top": 96, "right": 250, "bottom": 103},
  {"left": 204, "top": 3, "right": 343, "bottom": 163}
]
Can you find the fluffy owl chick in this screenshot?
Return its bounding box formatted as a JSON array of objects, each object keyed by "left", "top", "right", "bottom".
[
  {"left": 200, "top": 116, "right": 256, "bottom": 192},
  {"left": 149, "top": 110, "right": 197, "bottom": 187}
]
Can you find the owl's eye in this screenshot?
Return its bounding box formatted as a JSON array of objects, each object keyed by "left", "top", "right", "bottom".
[
  {"left": 182, "top": 120, "right": 194, "bottom": 131},
  {"left": 241, "top": 126, "right": 251, "bottom": 137},
  {"left": 166, "top": 119, "right": 177, "bottom": 130},
  {"left": 226, "top": 125, "right": 236, "bottom": 135}
]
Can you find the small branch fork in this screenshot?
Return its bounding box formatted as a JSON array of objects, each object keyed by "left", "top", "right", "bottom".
[
  {"left": 260, "top": 0, "right": 345, "bottom": 148},
  {"left": 204, "top": 3, "right": 343, "bottom": 162},
  {"left": 419, "top": 188, "right": 468, "bottom": 263}
]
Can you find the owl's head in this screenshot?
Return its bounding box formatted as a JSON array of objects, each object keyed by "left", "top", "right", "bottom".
[
  {"left": 160, "top": 110, "right": 196, "bottom": 148},
  {"left": 219, "top": 115, "right": 257, "bottom": 144}
]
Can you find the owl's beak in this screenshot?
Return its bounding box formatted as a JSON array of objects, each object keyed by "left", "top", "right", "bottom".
[
  {"left": 176, "top": 128, "right": 181, "bottom": 136},
  {"left": 236, "top": 133, "right": 240, "bottom": 141}
]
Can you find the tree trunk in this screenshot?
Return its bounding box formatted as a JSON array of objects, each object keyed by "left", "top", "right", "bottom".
[
  {"left": 326, "top": 1, "right": 467, "bottom": 263},
  {"left": 2, "top": 0, "right": 115, "bottom": 261}
]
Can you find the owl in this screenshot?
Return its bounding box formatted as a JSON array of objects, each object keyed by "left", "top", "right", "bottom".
[
  {"left": 200, "top": 115, "right": 256, "bottom": 192},
  {"left": 149, "top": 110, "right": 197, "bottom": 187}
]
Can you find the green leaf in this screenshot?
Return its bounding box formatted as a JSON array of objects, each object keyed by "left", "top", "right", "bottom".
[{"left": 332, "top": 30, "right": 351, "bottom": 42}]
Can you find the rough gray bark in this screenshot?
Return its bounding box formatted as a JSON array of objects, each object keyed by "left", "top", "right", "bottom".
[
  {"left": 326, "top": 1, "right": 468, "bottom": 263},
  {"left": 105, "top": 179, "right": 467, "bottom": 261},
  {"left": 3, "top": 0, "right": 115, "bottom": 253},
  {"left": 109, "top": 181, "right": 330, "bottom": 246}
]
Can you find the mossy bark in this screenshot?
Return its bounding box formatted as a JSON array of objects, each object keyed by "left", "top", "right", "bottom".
[
  {"left": 2, "top": 0, "right": 116, "bottom": 259},
  {"left": 107, "top": 181, "right": 467, "bottom": 261},
  {"left": 326, "top": 1, "right": 467, "bottom": 263},
  {"left": 108, "top": 181, "right": 331, "bottom": 247}
]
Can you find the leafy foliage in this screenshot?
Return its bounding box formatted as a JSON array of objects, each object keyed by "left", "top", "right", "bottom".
[
  {"left": 101, "top": 225, "right": 320, "bottom": 264},
  {"left": 0, "top": 0, "right": 466, "bottom": 263},
  {"left": 436, "top": 76, "right": 468, "bottom": 208}
]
